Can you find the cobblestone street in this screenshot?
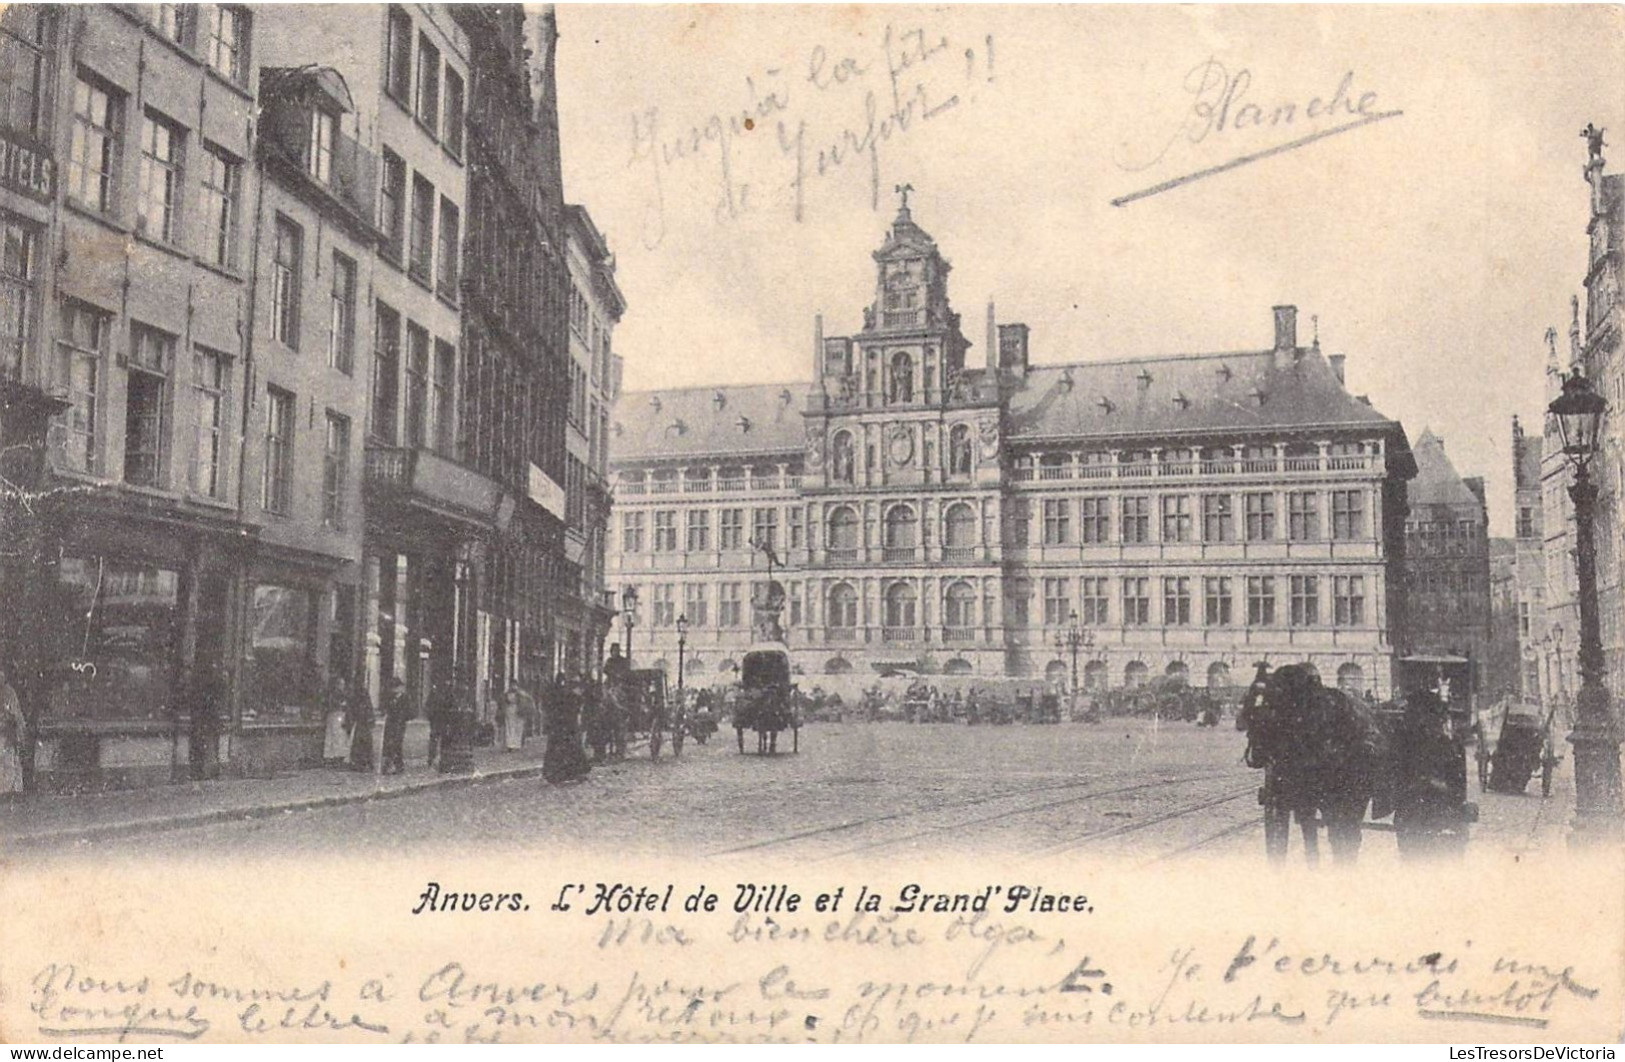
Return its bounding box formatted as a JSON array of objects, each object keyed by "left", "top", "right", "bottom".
[{"left": 12, "top": 719, "right": 1573, "bottom": 866}]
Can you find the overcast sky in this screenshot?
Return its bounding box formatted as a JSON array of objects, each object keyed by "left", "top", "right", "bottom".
[{"left": 553, "top": 4, "right": 1624, "bottom": 534}]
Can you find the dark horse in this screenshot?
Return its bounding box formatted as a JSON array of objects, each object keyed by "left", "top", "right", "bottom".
[{"left": 1238, "top": 662, "right": 1388, "bottom": 865}]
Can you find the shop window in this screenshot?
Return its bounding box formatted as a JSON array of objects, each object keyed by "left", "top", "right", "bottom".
[
  {"left": 243, "top": 583, "right": 319, "bottom": 724},
  {"left": 42, "top": 557, "right": 179, "bottom": 724}
]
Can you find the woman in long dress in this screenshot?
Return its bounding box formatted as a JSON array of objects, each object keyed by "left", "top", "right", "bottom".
[
  {"left": 323, "top": 675, "right": 353, "bottom": 765},
  {"left": 346, "top": 681, "right": 376, "bottom": 772},
  {"left": 0, "top": 665, "right": 26, "bottom": 798},
  {"left": 502, "top": 686, "right": 525, "bottom": 751}
]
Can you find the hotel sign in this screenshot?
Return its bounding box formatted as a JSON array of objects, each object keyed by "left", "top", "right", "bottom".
[
  {"left": 527, "top": 462, "right": 565, "bottom": 519},
  {"left": 0, "top": 130, "right": 53, "bottom": 201}
]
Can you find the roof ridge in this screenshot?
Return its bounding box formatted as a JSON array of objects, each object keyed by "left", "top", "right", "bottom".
[
  {"left": 1028, "top": 349, "right": 1276, "bottom": 371},
  {"left": 618, "top": 380, "right": 810, "bottom": 399}
]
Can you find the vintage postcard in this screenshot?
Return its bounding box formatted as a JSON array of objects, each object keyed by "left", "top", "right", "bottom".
[{"left": 1, "top": 2, "right": 1623, "bottom": 1046}]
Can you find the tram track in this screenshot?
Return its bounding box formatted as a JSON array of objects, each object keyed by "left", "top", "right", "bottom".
[
  {"left": 710, "top": 767, "right": 1244, "bottom": 859},
  {"left": 1139, "top": 814, "right": 1264, "bottom": 866},
  {"left": 1018, "top": 784, "right": 1260, "bottom": 864}
]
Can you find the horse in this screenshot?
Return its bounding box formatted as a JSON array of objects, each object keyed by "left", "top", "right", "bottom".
[{"left": 1238, "top": 663, "right": 1388, "bottom": 865}]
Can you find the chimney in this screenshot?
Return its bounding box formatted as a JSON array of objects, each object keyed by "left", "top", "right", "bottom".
[
  {"left": 1328, "top": 353, "right": 1346, "bottom": 385},
  {"left": 986, "top": 301, "right": 998, "bottom": 372},
  {"left": 998, "top": 323, "right": 1030, "bottom": 375},
  {"left": 1272, "top": 305, "right": 1298, "bottom": 352}
]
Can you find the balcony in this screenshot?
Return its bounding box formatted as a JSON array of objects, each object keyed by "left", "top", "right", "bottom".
[
  {"left": 826, "top": 548, "right": 860, "bottom": 564},
  {"left": 882, "top": 627, "right": 917, "bottom": 643},
  {"left": 1010, "top": 450, "right": 1375, "bottom": 486},
  {"left": 826, "top": 627, "right": 858, "bottom": 643},
  {"left": 365, "top": 444, "right": 502, "bottom": 527},
  {"left": 882, "top": 309, "right": 921, "bottom": 329},
  {"left": 941, "top": 546, "right": 980, "bottom": 563},
  {"left": 882, "top": 546, "right": 917, "bottom": 563},
  {"left": 941, "top": 627, "right": 978, "bottom": 643}
]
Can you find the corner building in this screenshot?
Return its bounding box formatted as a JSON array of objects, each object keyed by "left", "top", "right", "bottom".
[{"left": 609, "top": 202, "right": 1417, "bottom": 697}]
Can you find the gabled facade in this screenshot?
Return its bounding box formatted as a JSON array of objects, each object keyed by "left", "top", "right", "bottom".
[{"left": 609, "top": 201, "right": 1417, "bottom": 697}]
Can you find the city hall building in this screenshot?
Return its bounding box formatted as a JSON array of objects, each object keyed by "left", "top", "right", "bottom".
[{"left": 608, "top": 200, "right": 1417, "bottom": 697}]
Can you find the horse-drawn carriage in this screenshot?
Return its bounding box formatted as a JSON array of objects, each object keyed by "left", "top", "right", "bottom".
[
  {"left": 624, "top": 667, "right": 671, "bottom": 759},
  {"left": 731, "top": 645, "right": 800, "bottom": 754},
  {"left": 1238, "top": 657, "right": 1478, "bottom": 864}
]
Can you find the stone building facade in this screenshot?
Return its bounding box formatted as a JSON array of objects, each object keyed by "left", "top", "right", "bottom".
[{"left": 608, "top": 202, "right": 1417, "bottom": 697}]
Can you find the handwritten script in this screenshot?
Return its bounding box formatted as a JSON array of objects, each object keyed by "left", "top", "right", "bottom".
[{"left": 627, "top": 21, "right": 997, "bottom": 247}]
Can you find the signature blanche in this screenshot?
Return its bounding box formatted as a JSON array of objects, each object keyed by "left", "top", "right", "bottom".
[{"left": 1117, "top": 59, "right": 1386, "bottom": 173}]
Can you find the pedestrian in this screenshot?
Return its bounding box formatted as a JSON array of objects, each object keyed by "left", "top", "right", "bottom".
[
  {"left": 544, "top": 672, "right": 590, "bottom": 783},
  {"left": 346, "top": 678, "right": 376, "bottom": 772},
  {"left": 426, "top": 678, "right": 454, "bottom": 770},
  {"left": 323, "top": 674, "right": 352, "bottom": 765},
  {"left": 381, "top": 677, "right": 409, "bottom": 774},
  {"left": 185, "top": 661, "right": 223, "bottom": 782},
  {"left": 502, "top": 684, "right": 525, "bottom": 751},
  {"left": 516, "top": 682, "right": 539, "bottom": 743},
  {"left": 0, "top": 664, "right": 26, "bottom": 799}
]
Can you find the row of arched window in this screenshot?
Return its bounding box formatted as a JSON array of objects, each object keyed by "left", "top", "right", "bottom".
[
  {"left": 825, "top": 501, "right": 981, "bottom": 551},
  {"left": 825, "top": 579, "right": 982, "bottom": 629}
]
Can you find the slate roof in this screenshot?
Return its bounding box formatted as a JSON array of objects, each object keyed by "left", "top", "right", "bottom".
[
  {"left": 612, "top": 383, "right": 806, "bottom": 463},
  {"left": 1407, "top": 430, "right": 1486, "bottom": 510},
  {"left": 1006, "top": 347, "right": 1397, "bottom": 443}
]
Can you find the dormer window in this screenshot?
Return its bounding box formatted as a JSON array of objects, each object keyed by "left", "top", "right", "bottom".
[
  {"left": 307, "top": 107, "right": 335, "bottom": 184},
  {"left": 1137, "top": 368, "right": 1153, "bottom": 389},
  {"left": 1173, "top": 391, "right": 1190, "bottom": 410},
  {"left": 712, "top": 390, "right": 726, "bottom": 411},
  {"left": 648, "top": 395, "right": 662, "bottom": 412},
  {"left": 1097, "top": 396, "right": 1114, "bottom": 414}
]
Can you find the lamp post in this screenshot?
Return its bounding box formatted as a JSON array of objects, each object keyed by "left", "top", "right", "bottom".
[
  {"left": 676, "top": 614, "right": 689, "bottom": 694},
  {"left": 1548, "top": 371, "right": 1623, "bottom": 839},
  {"left": 621, "top": 585, "right": 639, "bottom": 664},
  {"left": 1055, "top": 610, "right": 1094, "bottom": 697}
]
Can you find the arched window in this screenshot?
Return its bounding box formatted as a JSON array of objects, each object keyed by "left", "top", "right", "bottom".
[
  {"left": 1084, "top": 660, "right": 1108, "bottom": 692},
  {"left": 1207, "top": 661, "right": 1232, "bottom": 690},
  {"left": 943, "top": 502, "right": 977, "bottom": 549},
  {"left": 1337, "top": 663, "right": 1365, "bottom": 693},
  {"left": 883, "top": 504, "right": 918, "bottom": 549},
  {"left": 949, "top": 424, "right": 973, "bottom": 475},
  {"left": 827, "top": 506, "right": 859, "bottom": 552},
  {"left": 889, "top": 350, "right": 914, "bottom": 404},
  {"left": 884, "top": 581, "right": 917, "bottom": 628},
  {"left": 827, "top": 583, "right": 858, "bottom": 630},
  {"left": 1165, "top": 661, "right": 1190, "bottom": 685},
  {"left": 944, "top": 580, "right": 976, "bottom": 629},
  {"left": 831, "top": 431, "right": 855, "bottom": 484},
  {"left": 1124, "top": 661, "right": 1149, "bottom": 689},
  {"left": 824, "top": 656, "right": 853, "bottom": 674},
  {"left": 943, "top": 658, "right": 972, "bottom": 676},
  {"left": 1045, "top": 660, "right": 1069, "bottom": 682}
]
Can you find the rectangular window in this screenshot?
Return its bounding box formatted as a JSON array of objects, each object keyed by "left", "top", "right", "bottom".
[
  {"left": 0, "top": 213, "right": 35, "bottom": 377},
  {"left": 753, "top": 507, "right": 779, "bottom": 551},
  {"left": 437, "top": 198, "right": 460, "bottom": 300},
  {"left": 385, "top": 7, "right": 412, "bottom": 104},
  {"left": 719, "top": 582, "right": 743, "bottom": 628},
  {"left": 1517, "top": 506, "right": 1535, "bottom": 539},
  {"left": 68, "top": 74, "right": 120, "bottom": 213},
  {"left": 788, "top": 506, "right": 804, "bottom": 550},
  {"left": 137, "top": 111, "right": 183, "bottom": 244},
  {"left": 124, "top": 325, "right": 174, "bottom": 488},
  {"left": 156, "top": 4, "right": 195, "bottom": 47},
  {"left": 1288, "top": 491, "right": 1319, "bottom": 541},
  {"left": 686, "top": 509, "right": 710, "bottom": 552},
  {"left": 370, "top": 301, "right": 400, "bottom": 442},
  {"left": 720, "top": 508, "right": 744, "bottom": 550},
  {"left": 443, "top": 66, "right": 465, "bottom": 157},
  {"left": 1330, "top": 490, "right": 1365, "bottom": 540},
  {"left": 1160, "top": 495, "right": 1192, "bottom": 542},
  {"left": 192, "top": 346, "right": 228, "bottom": 498},
  {"left": 1121, "top": 577, "right": 1150, "bottom": 625},
  {"left": 327, "top": 252, "right": 356, "bottom": 373},
  {"left": 1247, "top": 576, "right": 1276, "bottom": 626},
  {"left": 0, "top": 8, "right": 50, "bottom": 138},
  {"left": 1244, "top": 493, "right": 1276, "bottom": 541},
  {"left": 1163, "top": 576, "right": 1192, "bottom": 626},
  {"left": 431, "top": 338, "right": 455, "bottom": 455},
  {"left": 1042, "top": 498, "right": 1072, "bottom": 545},
  {"left": 404, "top": 321, "right": 429, "bottom": 447},
  {"left": 621, "top": 511, "right": 644, "bottom": 553},
  {"left": 379, "top": 149, "right": 406, "bottom": 261},
  {"left": 1121, "top": 496, "right": 1150, "bottom": 543},
  {"left": 271, "top": 215, "right": 301, "bottom": 348},
  {"left": 1333, "top": 575, "right": 1365, "bottom": 626},
  {"left": 652, "top": 583, "right": 675, "bottom": 627},
  {"left": 262, "top": 386, "right": 294, "bottom": 514},
  {"left": 1202, "top": 494, "right": 1234, "bottom": 542},
  {"left": 1204, "top": 576, "right": 1233, "bottom": 626},
  {"left": 199, "top": 145, "right": 240, "bottom": 269},
  {"left": 653, "top": 510, "right": 677, "bottom": 552},
  {"left": 1080, "top": 577, "right": 1109, "bottom": 625},
  {"left": 415, "top": 34, "right": 440, "bottom": 134},
  {"left": 684, "top": 584, "right": 708, "bottom": 627},
  {"left": 307, "top": 107, "right": 334, "bottom": 184},
  {"left": 1043, "top": 577, "right": 1071, "bottom": 627},
  {"left": 54, "top": 300, "right": 108, "bottom": 472},
  {"left": 1080, "top": 496, "right": 1110, "bottom": 544},
  {"left": 323, "top": 411, "right": 350, "bottom": 530},
  {"left": 206, "top": 5, "right": 249, "bottom": 85},
  {"left": 1290, "top": 575, "right": 1320, "bottom": 626},
  {"left": 409, "top": 173, "right": 434, "bottom": 284}
]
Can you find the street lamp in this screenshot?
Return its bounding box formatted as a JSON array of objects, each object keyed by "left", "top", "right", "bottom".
[
  {"left": 676, "top": 614, "right": 689, "bottom": 694},
  {"left": 621, "top": 585, "right": 639, "bottom": 664},
  {"left": 1547, "top": 371, "right": 1623, "bottom": 839},
  {"left": 1055, "top": 609, "right": 1094, "bottom": 696}
]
